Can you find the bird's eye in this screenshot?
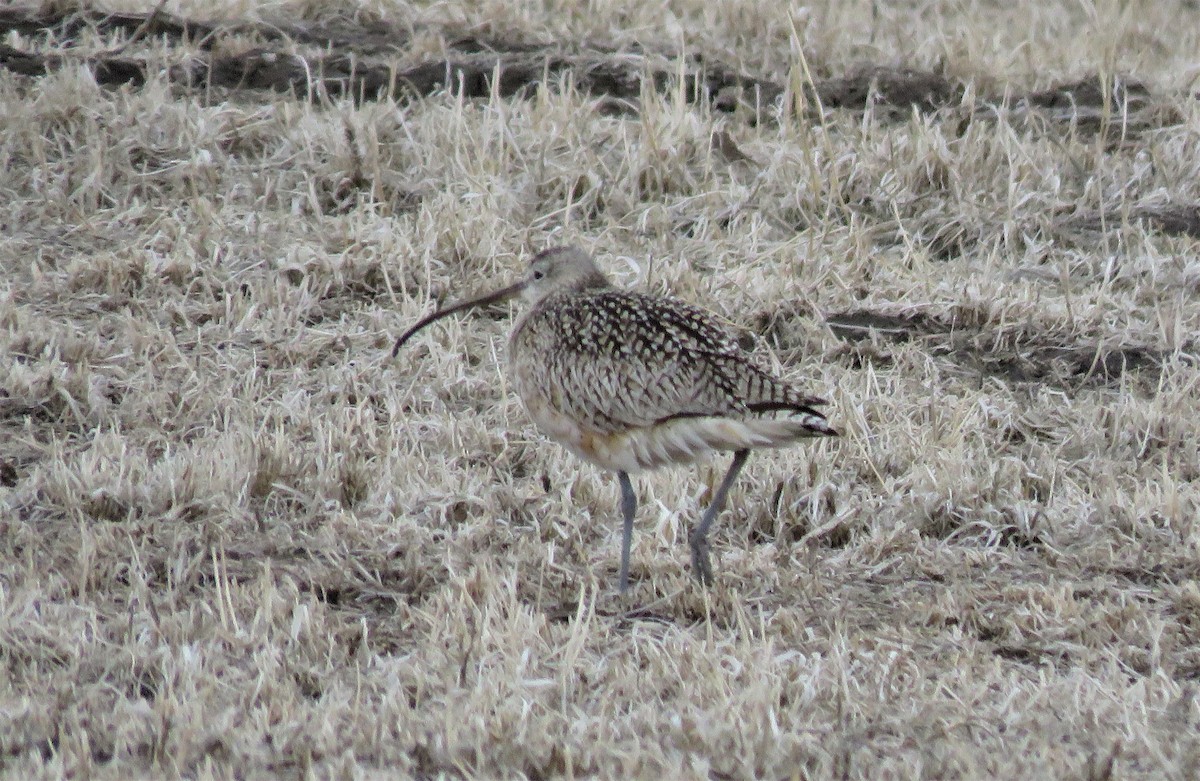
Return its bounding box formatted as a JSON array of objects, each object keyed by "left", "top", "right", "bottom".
[{"left": 532, "top": 269, "right": 546, "bottom": 280}]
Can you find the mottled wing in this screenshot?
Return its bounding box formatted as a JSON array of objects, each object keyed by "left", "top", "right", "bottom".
[{"left": 526, "top": 291, "right": 825, "bottom": 434}]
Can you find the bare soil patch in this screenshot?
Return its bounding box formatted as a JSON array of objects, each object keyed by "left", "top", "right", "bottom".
[
  {"left": 1, "top": 7, "right": 1191, "bottom": 129},
  {"left": 823, "top": 308, "right": 1188, "bottom": 391},
  {"left": 1060, "top": 203, "right": 1200, "bottom": 241}
]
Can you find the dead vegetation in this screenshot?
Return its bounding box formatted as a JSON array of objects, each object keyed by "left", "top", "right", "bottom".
[
  {"left": 2, "top": 0, "right": 1200, "bottom": 778},
  {"left": 0, "top": 4, "right": 1189, "bottom": 130}
]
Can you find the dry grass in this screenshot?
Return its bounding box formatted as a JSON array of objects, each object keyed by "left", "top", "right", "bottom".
[{"left": 3, "top": 0, "right": 1200, "bottom": 778}]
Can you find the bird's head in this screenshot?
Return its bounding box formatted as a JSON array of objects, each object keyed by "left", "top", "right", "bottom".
[
  {"left": 391, "top": 246, "right": 611, "bottom": 356},
  {"left": 518, "top": 246, "right": 610, "bottom": 305}
]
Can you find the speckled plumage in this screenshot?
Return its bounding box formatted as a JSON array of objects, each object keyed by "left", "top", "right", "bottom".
[{"left": 393, "top": 246, "right": 837, "bottom": 590}]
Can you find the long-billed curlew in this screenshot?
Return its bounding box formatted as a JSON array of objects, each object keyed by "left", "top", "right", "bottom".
[{"left": 393, "top": 247, "right": 837, "bottom": 591}]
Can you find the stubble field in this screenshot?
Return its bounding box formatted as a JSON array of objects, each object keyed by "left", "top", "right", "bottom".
[{"left": 2, "top": 1, "right": 1200, "bottom": 778}]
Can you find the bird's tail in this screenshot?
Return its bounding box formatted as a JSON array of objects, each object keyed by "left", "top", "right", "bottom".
[{"left": 739, "top": 365, "right": 837, "bottom": 437}]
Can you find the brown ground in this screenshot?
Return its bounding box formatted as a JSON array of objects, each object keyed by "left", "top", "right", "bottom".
[{"left": 2, "top": 1, "right": 1200, "bottom": 778}]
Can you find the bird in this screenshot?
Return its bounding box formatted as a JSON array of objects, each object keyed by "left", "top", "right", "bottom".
[{"left": 393, "top": 246, "right": 837, "bottom": 592}]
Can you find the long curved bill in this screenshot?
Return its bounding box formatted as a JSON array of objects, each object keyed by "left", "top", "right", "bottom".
[{"left": 391, "top": 280, "right": 527, "bottom": 357}]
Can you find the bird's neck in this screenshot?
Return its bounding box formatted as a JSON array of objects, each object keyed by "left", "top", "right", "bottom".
[
  {"left": 513, "top": 274, "right": 613, "bottom": 339},
  {"left": 565, "top": 268, "right": 613, "bottom": 294},
  {"left": 535, "top": 271, "right": 613, "bottom": 304}
]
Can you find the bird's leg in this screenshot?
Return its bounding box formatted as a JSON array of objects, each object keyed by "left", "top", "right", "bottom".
[
  {"left": 689, "top": 449, "right": 750, "bottom": 586},
  {"left": 617, "top": 472, "right": 638, "bottom": 593}
]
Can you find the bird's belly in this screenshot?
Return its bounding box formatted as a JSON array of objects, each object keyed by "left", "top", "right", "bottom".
[
  {"left": 521, "top": 395, "right": 798, "bottom": 473},
  {"left": 520, "top": 396, "right": 645, "bottom": 472}
]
